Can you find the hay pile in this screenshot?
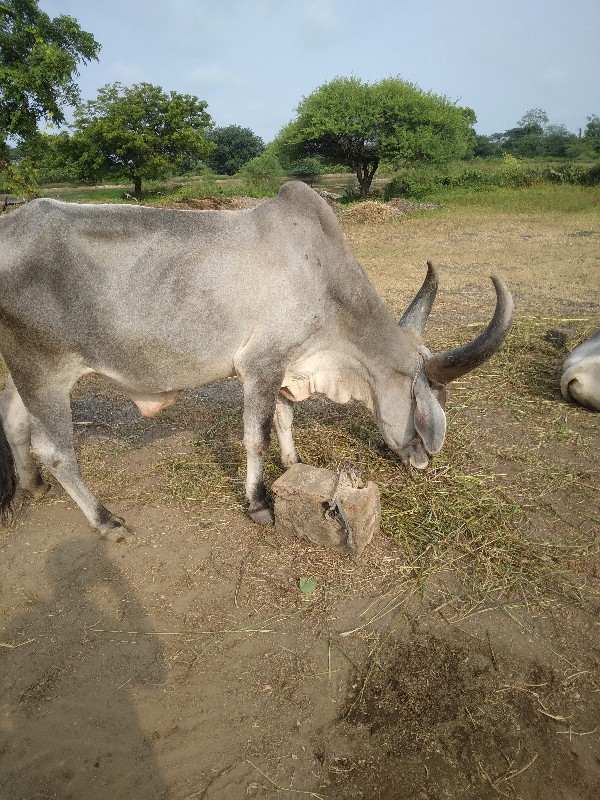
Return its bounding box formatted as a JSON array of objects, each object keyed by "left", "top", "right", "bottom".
[{"left": 341, "top": 198, "right": 440, "bottom": 223}]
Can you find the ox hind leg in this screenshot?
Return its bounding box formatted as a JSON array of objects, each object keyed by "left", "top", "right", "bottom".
[
  {"left": 0, "top": 376, "right": 50, "bottom": 500},
  {"left": 16, "top": 378, "right": 129, "bottom": 541}
]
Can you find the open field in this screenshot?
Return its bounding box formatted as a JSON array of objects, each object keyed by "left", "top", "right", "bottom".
[{"left": 1, "top": 188, "right": 599, "bottom": 799}]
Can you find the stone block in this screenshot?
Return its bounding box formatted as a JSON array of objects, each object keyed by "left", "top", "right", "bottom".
[{"left": 272, "top": 462, "right": 380, "bottom": 556}]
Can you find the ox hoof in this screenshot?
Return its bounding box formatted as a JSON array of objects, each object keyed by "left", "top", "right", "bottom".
[
  {"left": 247, "top": 505, "right": 274, "bottom": 526},
  {"left": 98, "top": 515, "right": 132, "bottom": 542},
  {"left": 101, "top": 524, "right": 131, "bottom": 543}
]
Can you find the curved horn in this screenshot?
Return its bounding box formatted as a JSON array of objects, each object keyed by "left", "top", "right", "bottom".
[
  {"left": 399, "top": 261, "right": 439, "bottom": 334},
  {"left": 425, "top": 275, "right": 514, "bottom": 384}
]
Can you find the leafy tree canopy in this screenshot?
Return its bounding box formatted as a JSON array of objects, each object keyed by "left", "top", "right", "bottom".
[
  {"left": 585, "top": 115, "right": 600, "bottom": 138},
  {"left": 517, "top": 108, "right": 549, "bottom": 130},
  {"left": 0, "top": 0, "right": 99, "bottom": 146},
  {"left": 206, "top": 125, "right": 264, "bottom": 175},
  {"left": 70, "top": 82, "right": 214, "bottom": 197},
  {"left": 275, "top": 76, "right": 476, "bottom": 197},
  {"left": 491, "top": 109, "right": 583, "bottom": 159}
]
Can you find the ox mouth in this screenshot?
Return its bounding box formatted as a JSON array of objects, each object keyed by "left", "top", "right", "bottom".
[
  {"left": 381, "top": 425, "right": 431, "bottom": 470},
  {"left": 398, "top": 439, "right": 430, "bottom": 470}
]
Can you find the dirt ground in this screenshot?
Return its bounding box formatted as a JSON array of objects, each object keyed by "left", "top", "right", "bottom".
[{"left": 1, "top": 196, "right": 599, "bottom": 799}]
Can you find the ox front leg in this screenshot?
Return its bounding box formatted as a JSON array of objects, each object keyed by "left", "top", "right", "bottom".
[
  {"left": 274, "top": 395, "right": 300, "bottom": 469},
  {"left": 24, "top": 385, "right": 130, "bottom": 541},
  {"left": 242, "top": 375, "right": 282, "bottom": 525}
]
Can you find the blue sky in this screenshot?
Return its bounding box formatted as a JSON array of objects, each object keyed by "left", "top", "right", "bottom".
[{"left": 39, "top": 0, "right": 599, "bottom": 143}]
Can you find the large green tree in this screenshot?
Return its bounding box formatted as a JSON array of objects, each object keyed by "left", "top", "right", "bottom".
[
  {"left": 276, "top": 76, "right": 476, "bottom": 197},
  {"left": 0, "top": 0, "right": 99, "bottom": 191},
  {"left": 70, "top": 82, "right": 214, "bottom": 197},
  {"left": 207, "top": 125, "right": 264, "bottom": 175}
]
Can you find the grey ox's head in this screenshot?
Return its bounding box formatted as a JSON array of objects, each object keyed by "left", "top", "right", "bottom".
[{"left": 372, "top": 262, "right": 514, "bottom": 469}]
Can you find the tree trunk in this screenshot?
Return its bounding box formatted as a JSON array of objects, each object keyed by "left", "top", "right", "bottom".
[
  {"left": 133, "top": 176, "right": 142, "bottom": 199},
  {"left": 356, "top": 158, "right": 379, "bottom": 199}
]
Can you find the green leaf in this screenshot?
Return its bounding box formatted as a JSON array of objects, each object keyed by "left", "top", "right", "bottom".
[{"left": 299, "top": 576, "right": 318, "bottom": 595}]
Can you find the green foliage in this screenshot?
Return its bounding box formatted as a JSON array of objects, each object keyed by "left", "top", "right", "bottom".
[
  {"left": 472, "top": 134, "right": 503, "bottom": 158},
  {"left": 237, "top": 150, "right": 285, "bottom": 195},
  {"left": 579, "top": 162, "right": 600, "bottom": 186},
  {"left": 517, "top": 108, "right": 549, "bottom": 129},
  {"left": 384, "top": 157, "right": 600, "bottom": 200},
  {"left": 69, "top": 82, "right": 214, "bottom": 197},
  {"left": 169, "top": 173, "right": 234, "bottom": 201},
  {"left": 0, "top": 0, "right": 100, "bottom": 146},
  {"left": 585, "top": 115, "right": 600, "bottom": 138},
  {"left": 287, "top": 156, "right": 324, "bottom": 182},
  {"left": 206, "top": 125, "right": 264, "bottom": 175},
  {"left": 18, "top": 130, "right": 78, "bottom": 183},
  {"left": 275, "top": 76, "right": 475, "bottom": 198},
  {"left": 480, "top": 109, "right": 598, "bottom": 162},
  {"left": 582, "top": 115, "right": 600, "bottom": 157}
]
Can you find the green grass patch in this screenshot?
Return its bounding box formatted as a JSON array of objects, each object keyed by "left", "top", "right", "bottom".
[
  {"left": 44, "top": 187, "right": 130, "bottom": 203},
  {"left": 430, "top": 184, "right": 600, "bottom": 214}
]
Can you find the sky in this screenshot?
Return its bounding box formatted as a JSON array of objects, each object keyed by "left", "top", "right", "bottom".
[{"left": 39, "top": 0, "right": 600, "bottom": 143}]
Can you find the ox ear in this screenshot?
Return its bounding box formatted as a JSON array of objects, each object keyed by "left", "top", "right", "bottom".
[{"left": 413, "top": 373, "right": 446, "bottom": 455}]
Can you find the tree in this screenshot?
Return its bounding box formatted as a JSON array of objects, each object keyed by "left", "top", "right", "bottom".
[
  {"left": 544, "top": 124, "right": 577, "bottom": 158},
  {"left": 517, "top": 108, "right": 549, "bottom": 129},
  {"left": 472, "top": 134, "right": 503, "bottom": 158},
  {"left": 70, "top": 82, "right": 214, "bottom": 197},
  {"left": 583, "top": 115, "right": 600, "bottom": 157},
  {"left": 585, "top": 115, "right": 600, "bottom": 139},
  {"left": 0, "top": 0, "right": 99, "bottom": 191},
  {"left": 499, "top": 122, "right": 546, "bottom": 158},
  {"left": 275, "top": 76, "right": 475, "bottom": 198},
  {"left": 207, "top": 125, "right": 264, "bottom": 175},
  {"left": 19, "top": 129, "right": 78, "bottom": 182}
]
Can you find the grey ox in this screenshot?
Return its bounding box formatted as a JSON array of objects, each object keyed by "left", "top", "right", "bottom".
[
  {"left": 0, "top": 182, "right": 513, "bottom": 540},
  {"left": 561, "top": 329, "right": 600, "bottom": 412}
]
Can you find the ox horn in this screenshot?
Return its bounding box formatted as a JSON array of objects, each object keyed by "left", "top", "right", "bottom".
[
  {"left": 425, "top": 275, "right": 514, "bottom": 384},
  {"left": 399, "top": 261, "right": 439, "bottom": 334}
]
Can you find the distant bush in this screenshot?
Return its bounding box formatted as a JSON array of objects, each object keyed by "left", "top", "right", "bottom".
[
  {"left": 236, "top": 152, "right": 285, "bottom": 195},
  {"left": 169, "top": 174, "right": 235, "bottom": 202},
  {"left": 288, "top": 156, "right": 324, "bottom": 184},
  {"left": 385, "top": 158, "right": 600, "bottom": 199},
  {"left": 384, "top": 167, "right": 446, "bottom": 200},
  {"left": 580, "top": 162, "right": 600, "bottom": 185}
]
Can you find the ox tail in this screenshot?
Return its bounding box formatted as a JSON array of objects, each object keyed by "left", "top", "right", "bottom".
[{"left": 0, "top": 412, "right": 17, "bottom": 519}]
